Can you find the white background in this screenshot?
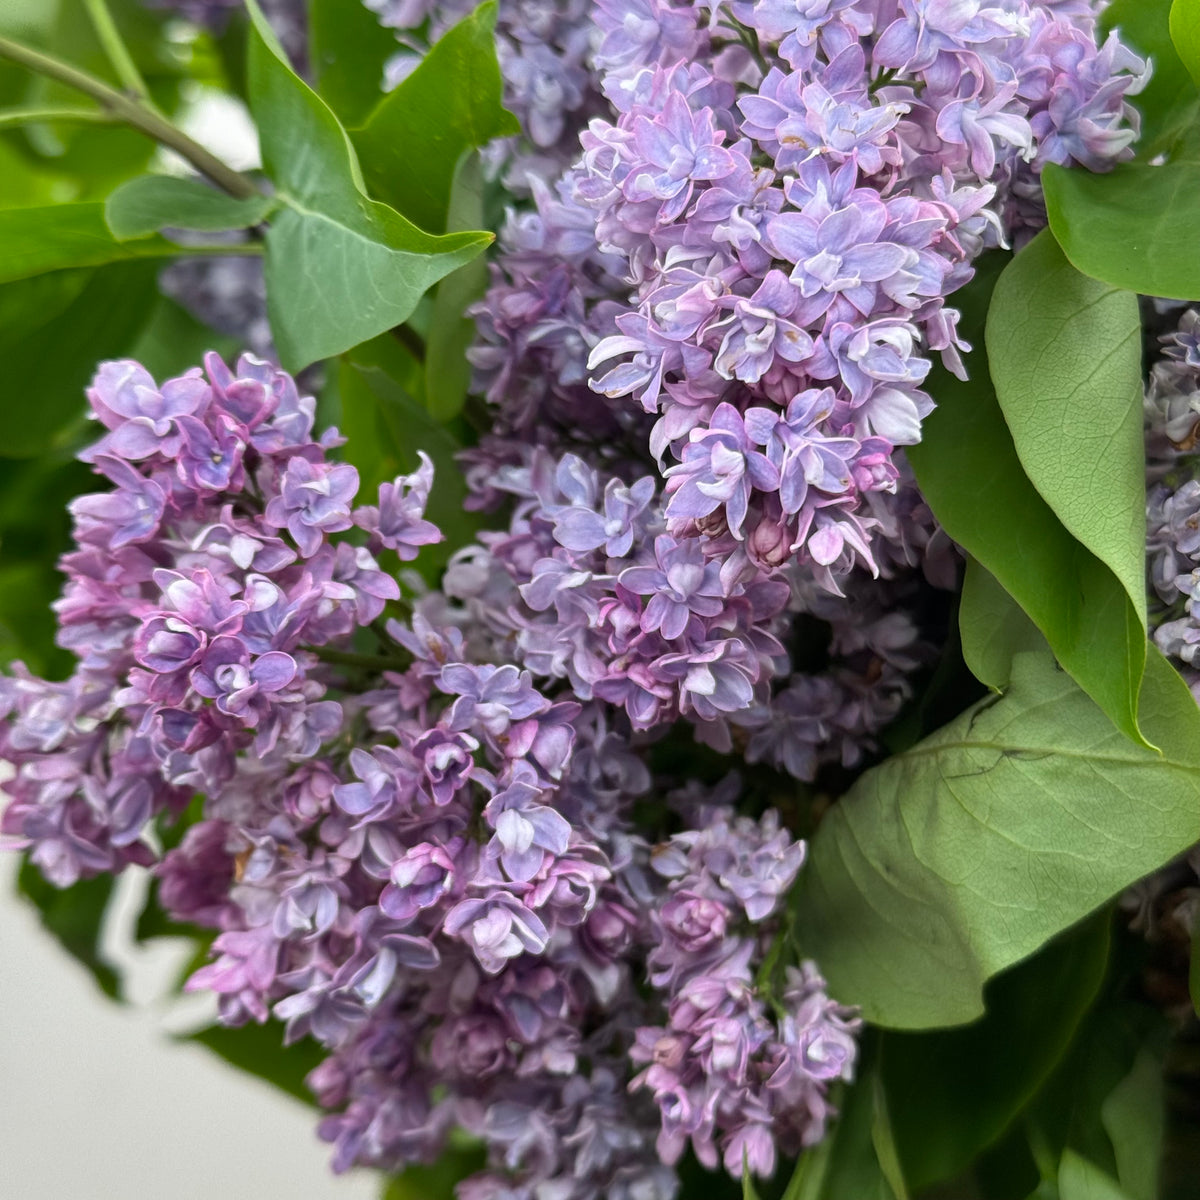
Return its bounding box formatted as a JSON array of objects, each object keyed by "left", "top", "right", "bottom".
[{"left": 0, "top": 855, "right": 378, "bottom": 1200}]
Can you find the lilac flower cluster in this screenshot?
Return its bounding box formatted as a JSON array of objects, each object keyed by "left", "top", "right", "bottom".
[
  {"left": 2, "top": 356, "right": 860, "bottom": 1194},
  {"left": 573, "top": 0, "right": 1144, "bottom": 582},
  {"left": 1146, "top": 309, "right": 1200, "bottom": 684}
]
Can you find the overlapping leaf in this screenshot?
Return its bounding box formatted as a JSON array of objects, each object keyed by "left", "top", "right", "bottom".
[
  {"left": 244, "top": 0, "right": 490, "bottom": 370},
  {"left": 351, "top": 1, "right": 519, "bottom": 233},
  {"left": 909, "top": 253, "right": 1147, "bottom": 745},
  {"left": 791, "top": 649, "right": 1200, "bottom": 1028}
]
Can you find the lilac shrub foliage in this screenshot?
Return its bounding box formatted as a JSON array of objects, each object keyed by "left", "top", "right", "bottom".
[{"left": 4, "top": 0, "right": 1146, "bottom": 1196}]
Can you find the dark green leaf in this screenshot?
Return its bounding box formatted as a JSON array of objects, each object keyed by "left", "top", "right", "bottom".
[
  {"left": 1029, "top": 999, "right": 1167, "bottom": 1187},
  {"left": 0, "top": 260, "right": 161, "bottom": 457},
  {"left": 352, "top": 1, "right": 519, "bottom": 233},
  {"left": 791, "top": 648, "right": 1200, "bottom": 1028},
  {"left": 1059, "top": 1152, "right": 1133, "bottom": 1200},
  {"left": 104, "top": 174, "right": 274, "bottom": 240},
  {"left": 788, "top": 1050, "right": 903, "bottom": 1200},
  {"left": 1100, "top": 1049, "right": 1165, "bottom": 1200},
  {"left": 425, "top": 150, "right": 488, "bottom": 421},
  {"left": 1171, "top": 0, "right": 1200, "bottom": 86},
  {"left": 308, "top": 0, "right": 399, "bottom": 127},
  {"left": 1190, "top": 916, "right": 1200, "bottom": 1017},
  {"left": 245, "top": 0, "right": 491, "bottom": 370},
  {"left": 185, "top": 1020, "right": 323, "bottom": 1106},
  {"left": 910, "top": 253, "right": 1147, "bottom": 747},
  {"left": 0, "top": 202, "right": 174, "bottom": 283},
  {"left": 1043, "top": 162, "right": 1200, "bottom": 301},
  {"left": 16, "top": 856, "right": 120, "bottom": 999},
  {"left": 883, "top": 913, "right": 1111, "bottom": 1190},
  {"left": 958, "top": 557, "right": 1044, "bottom": 692},
  {"left": 1100, "top": 0, "right": 1198, "bottom": 153},
  {"left": 381, "top": 1144, "right": 488, "bottom": 1200}
]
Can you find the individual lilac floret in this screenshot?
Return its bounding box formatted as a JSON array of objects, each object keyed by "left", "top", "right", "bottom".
[
  {"left": 618, "top": 534, "right": 725, "bottom": 640},
  {"left": 264, "top": 458, "right": 360, "bottom": 557},
  {"left": 664, "top": 403, "right": 780, "bottom": 538},
  {"left": 353, "top": 452, "right": 443, "bottom": 560},
  {"left": 81, "top": 359, "right": 209, "bottom": 462}
]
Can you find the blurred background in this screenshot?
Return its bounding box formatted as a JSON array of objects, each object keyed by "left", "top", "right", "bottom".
[{"left": 0, "top": 853, "right": 378, "bottom": 1199}]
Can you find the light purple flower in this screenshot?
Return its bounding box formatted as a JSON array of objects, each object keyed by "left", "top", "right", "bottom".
[{"left": 265, "top": 457, "right": 360, "bottom": 557}]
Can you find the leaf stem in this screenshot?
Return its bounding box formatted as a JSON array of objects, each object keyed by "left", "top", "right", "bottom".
[
  {"left": 0, "top": 105, "right": 118, "bottom": 130},
  {"left": 81, "top": 0, "right": 152, "bottom": 104},
  {"left": 0, "top": 35, "right": 258, "bottom": 199},
  {"left": 305, "top": 646, "right": 410, "bottom": 673}
]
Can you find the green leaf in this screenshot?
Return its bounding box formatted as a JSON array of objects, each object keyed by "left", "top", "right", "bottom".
[
  {"left": 185, "top": 1020, "right": 323, "bottom": 1106},
  {"left": 985, "top": 231, "right": 1147, "bottom": 743},
  {"left": 1028, "top": 999, "right": 1168, "bottom": 1188},
  {"left": 1059, "top": 1152, "right": 1134, "bottom": 1200},
  {"left": 0, "top": 260, "right": 161, "bottom": 457},
  {"left": 104, "top": 174, "right": 274, "bottom": 240},
  {"left": 1100, "top": 1049, "right": 1165, "bottom": 1200},
  {"left": 1190, "top": 916, "right": 1200, "bottom": 1017},
  {"left": 790, "top": 648, "right": 1200, "bottom": 1028},
  {"left": 909, "top": 253, "right": 1148, "bottom": 747},
  {"left": 882, "top": 913, "right": 1111, "bottom": 1190},
  {"left": 1171, "top": 0, "right": 1200, "bottom": 86},
  {"left": 425, "top": 150, "right": 488, "bottom": 422},
  {"left": 16, "top": 856, "right": 120, "bottom": 999},
  {"left": 352, "top": 1, "right": 519, "bottom": 233},
  {"left": 1100, "top": 0, "right": 1199, "bottom": 153},
  {"left": 958, "top": 557, "right": 1045, "bottom": 692},
  {"left": 791, "top": 1050, "right": 904, "bottom": 1200},
  {"left": 743, "top": 1159, "right": 763, "bottom": 1200},
  {"left": 308, "top": 0, "right": 399, "bottom": 127},
  {"left": 0, "top": 202, "right": 173, "bottom": 283},
  {"left": 1043, "top": 162, "right": 1200, "bottom": 301},
  {"left": 381, "top": 1140, "right": 487, "bottom": 1200},
  {"left": 244, "top": 0, "right": 491, "bottom": 371},
  {"left": 130, "top": 294, "right": 240, "bottom": 379}
]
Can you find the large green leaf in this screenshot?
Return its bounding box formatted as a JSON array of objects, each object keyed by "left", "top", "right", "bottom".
[
  {"left": 16, "top": 857, "right": 120, "bottom": 999},
  {"left": 0, "top": 260, "right": 161, "bottom": 456},
  {"left": 909, "top": 254, "right": 1147, "bottom": 746},
  {"left": 985, "top": 232, "right": 1147, "bottom": 740},
  {"left": 791, "top": 648, "right": 1200, "bottom": 1028},
  {"left": 0, "top": 202, "right": 173, "bottom": 283},
  {"left": 104, "top": 174, "right": 275, "bottom": 240},
  {"left": 308, "top": 0, "right": 399, "bottom": 128},
  {"left": 1043, "top": 162, "right": 1200, "bottom": 301},
  {"left": 352, "top": 1, "right": 519, "bottom": 233},
  {"left": 1100, "top": 0, "right": 1198, "bottom": 153},
  {"left": 1171, "top": 0, "right": 1200, "bottom": 86},
  {"left": 882, "top": 913, "right": 1111, "bottom": 1190},
  {"left": 1100, "top": 1049, "right": 1165, "bottom": 1200},
  {"left": 1059, "top": 1152, "right": 1134, "bottom": 1200},
  {"left": 244, "top": 0, "right": 490, "bottom": 371}
]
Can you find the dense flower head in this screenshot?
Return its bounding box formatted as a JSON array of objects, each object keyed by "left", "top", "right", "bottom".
[
  {"left": 3, "top": 348, "right": 873, "bottom": 1196},
  {"left": 8, "top": 1, "right": 1150, "bottom": 1195}
]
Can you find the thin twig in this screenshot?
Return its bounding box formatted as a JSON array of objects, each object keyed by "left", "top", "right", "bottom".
[
  {"left": 0, "top": 105, "right": 118, "bottom": 130},
  {"left": 81, "top": 0, "right": 152, "bottom": 104},
  {"left": 0, "top": 35, "right": 258, "bottom": 199}
]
